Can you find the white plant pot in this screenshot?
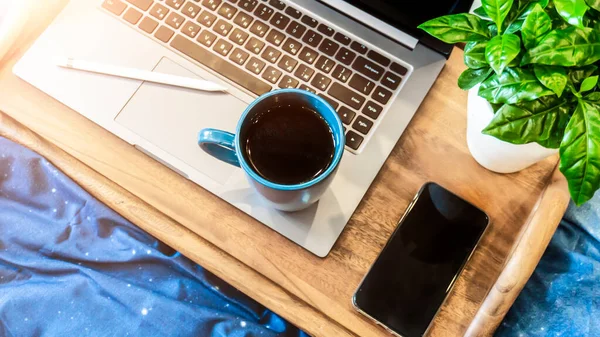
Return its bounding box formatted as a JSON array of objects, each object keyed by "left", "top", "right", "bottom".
[{"left": 466, "top": 86, "right": 558, "bottom": 174}]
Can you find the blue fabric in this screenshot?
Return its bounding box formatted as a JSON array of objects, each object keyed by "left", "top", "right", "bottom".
[
  {"left": 0, "top": 137, "right": 307, "bottom": 337},
  {"left": 496, "top": 196, "right": 600, "bottom": 336}
]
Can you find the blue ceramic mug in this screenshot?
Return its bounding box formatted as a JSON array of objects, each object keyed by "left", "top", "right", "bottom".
[{"left": 198, "top": 89, "right": 345, "bottom": 211}]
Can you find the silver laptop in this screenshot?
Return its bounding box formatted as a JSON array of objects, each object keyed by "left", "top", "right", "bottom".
[{"left": 14, "top": 0, "right": 473, "bottom": 257}]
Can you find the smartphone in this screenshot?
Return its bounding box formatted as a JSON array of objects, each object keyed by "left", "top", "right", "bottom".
[{"left": 353, "top": 182, "right": 489, "bottom": 337}]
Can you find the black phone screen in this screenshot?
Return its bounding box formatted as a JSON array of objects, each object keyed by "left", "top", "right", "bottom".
[{"left": 353, "top": 183, "right": 489, "bottom": 337}]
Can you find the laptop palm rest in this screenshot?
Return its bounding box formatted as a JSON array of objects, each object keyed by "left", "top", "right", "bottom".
[{"left": 115, "top": 57, "right": 246, "bottom": 185}]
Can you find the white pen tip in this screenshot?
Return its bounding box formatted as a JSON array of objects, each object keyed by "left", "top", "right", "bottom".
[{"left": 55, "top": 56, "right": 74, "bottom": 68}]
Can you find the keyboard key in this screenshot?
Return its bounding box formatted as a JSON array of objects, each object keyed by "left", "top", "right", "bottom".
[
  {"left": 213, "top": 38, "right": 234, "bottom": 56},
  {"left": 182, "top": 21, "right": 201, "bottom": 38},
  {"left": 233, "top": 11, "right": 253, "bottom": 28},
  {"left": 166, "top": 12, "right": 185, "bottom": 29},
  {"left": 245, "top": 37, "right": 265, "bottom": 54},
  {"left": 202, "top": 0, "right": 222, "bottom": 10},
  {"left": 353, "top": 116, "right": 373, "bottom": 135},
  {"left": 254, "top": 4, "right": 274, "bottom": 21},
  {"left": 329, "top": 82, "right": 365, "bottom": 109},
  {"left": 127, "top": 0, "right": 153, "bottom": 11},
  {"left": 261, "top": 46, "right": 281, "bottom": 63},
  {"left": 262, "top": 66, "right": 283, "bottom": 84},
  {"left": 286, "top": 22, "right": 307, "bottom": 39},
  {"left": 282, "top": 38, "right": 301, "bottom": 55},
  {"left": 102, "top": 0, "right": 127, "bottom": 16},
  {"left": 318, "top": 39, "right": 339, "bottom": 57},
  {"left": 165, "top": 0, "right": 185, "bottom": 10},
  {"left": 279, "top": 75, "right": 299, "bottom": 88},
  {"left": 311, "top": 73, "right": 331, "bottom": 91},
  {"left": 270, "top": 13, "right": 290, "bottom": 30},
  {"left": 333, "top": 33, "right": 351, "bottom": 46},
  {"left": 332, "top": 64, "right": 351, "bottom": 83},
  {"left": 150, "top": 3, "right": 170, "bottom": 20},
  {"left": 229, "top": 48, "right": 250, "bottom": 65},
  {"left": 218, "top": 2, "right": 238, "bottom": 19},
  {"left": 335, "top": 47, "right": 356, "bottom": 66},
  {"left": 277, "top": 55, "right": 297, "bottom": 72},
  {"left": 315, "top": 56, "right": 334, "bottom": 74},
  {"left": 294, "top": 64, "right": 314, "bottom": 82},
  {"left": 318, "top": 94, "right": 339, "bottom": 110},
  {"left": 249, "top": 20, "right": 269, "bottom": 37},
  {"left": 171, "top": 35, "right": 271, "bottom": 95},
  {"left": 301, "top": 15, "right": 318, "bottom": 28},
  {"left": 298, "top": 47, "right": 318, "bottom": 64},
  {"left": 346, "top": 130, "right": 363, "bottom": 150},
  {"left": 372, "top": 86, "right": 392, "bottom": 104},
  {"left": 238, "top": 0, "right": 258, "bottom": 12},
  {"left": 381, "top": 71, "right": 402, "bottom": 90},
  {"left": 350, "top": 41, "right": 368, "bottom": 55},
  {"left": 265, "top": 29, "right": 285, "bottom": 46},
  {"left": 337, "top": 106, "right": 356, "bottom": 125},
  {"left": 229, "top": 28, "right": 249, "bottom": 45},
  {"left": 349, "top": 73, "right": 375, "bottom": 95},
  {"left": 317, "top": 23, "right": 334, "bottom": 36},
  {"left": 352, "top": 56, "right": 384, "bottom": 81},
  {"left": 139, "top": 17, "right": 159, "bottom": 33},
  {"left": 363, "top": 101, "right": 383, "bottom": 119},
  {"left": 302, "top": 30, "right": 323, "bottom": 48},
  {"left": 123, "top": 8, "right": 143, "bottom": 24},
  {"left": 284, "top": 7, "right": 302, "bottom": 19},
  {"left": 367, "top": 50, "right": 390, "bottom": 67},
  {"left": 246, "top": 57, "right": 266, "bottom": 74},
  {"left": 155, "top": 26, "right": 175, "bottom": 42},
  {"left": 182, "top": 1, "right": 201, "bottom": 18},
  {"left": 214, "top": 19, "right": 233, "bottom": 36},
  {"left": 391, "top": 62, "right": 408, "bottom": 76},
  {"left": 197, "top": 30, "right": 217, "bottom": 46},
  {"left": 299, "top": 84, "right": 316, "bottom": 93},
  {"left": 268, "top": 0, "right": 285, "bottom": 10},
  {"left": 197, "top": 10, "right": 217, "bottom": 27}
]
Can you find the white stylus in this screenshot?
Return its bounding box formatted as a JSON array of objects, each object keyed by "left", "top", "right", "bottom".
[{"left": 55, "top": 57, "right": 228, "bottom": 92}]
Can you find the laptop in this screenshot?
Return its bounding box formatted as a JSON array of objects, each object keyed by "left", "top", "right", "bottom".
[{"left": 14, "top": 0, "right": 474, "bottom": 257}]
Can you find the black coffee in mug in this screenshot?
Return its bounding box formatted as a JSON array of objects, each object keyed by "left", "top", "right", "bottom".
[{"left": 243, "top": 104, "right": 335, "bottom": 185}]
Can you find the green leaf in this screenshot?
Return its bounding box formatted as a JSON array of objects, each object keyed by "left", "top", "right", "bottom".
[
  {"left": 505, "top": 0, "right": 549, "bottom": 33},
  {"left": 482, "top": 0, "right": 515, "bottom": 32},
  {"left": 485, "top": 34, "right": 521, "bottom": 75},
  {"left": 418, "top": 14, "right": 491, "bottom": 43},
  {"left": 474, "top": 6, "right": 491, "bottom": 18},
  {"left": 479, "top": 67, "right": 555, "bottom": 104},
  {"left": 464, "top": 41, "right": 488, "bottom": 69},
  {"left": 521, "top": 4, "right": 552, "bottom": 49},
  {"left": 559, "top": 100, "right": 600, "bottom": 205},
  {"left": 586, "top": 92, "right": 600, "bottom": 102},
  {"left": 586, "top": 0, "right": 600, "bottom": 12},
  {"left": 569, "top": 65, "right": 598, "bottom": 85},
  {"left": 482, "top": 96, "right": 570, "bottom": 144},
  {"left": 554, "top": 0, "right": 589, "bottom": 27},
  {"left": 458, "top": 68, "right": 494, "bottom": 90},
  {"left": 580, "top": 75, "right": 599, "bottom": 92},
  {"left": 534, "top": 65, "right": 568, "bottom": 96},
  {"left": 522, "top": 26, "right": 600, "bottom": 67}
]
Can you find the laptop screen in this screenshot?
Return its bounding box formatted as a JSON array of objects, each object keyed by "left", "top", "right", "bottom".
[{"left": 334, "top": 0, "right": 475, "bottom": 55}]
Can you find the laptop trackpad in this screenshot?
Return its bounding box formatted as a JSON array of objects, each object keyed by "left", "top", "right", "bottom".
[{"left": 115, "top": 57, "right": 246, "bottom": 185}]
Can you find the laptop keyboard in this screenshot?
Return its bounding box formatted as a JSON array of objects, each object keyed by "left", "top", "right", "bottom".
[{"left": 101, "top": 0, "right": 411, "bottom": 153}]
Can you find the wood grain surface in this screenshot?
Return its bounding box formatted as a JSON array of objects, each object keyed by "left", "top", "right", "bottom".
[{"left": 0, "top": 1, "right": 570, "bottom": 336}]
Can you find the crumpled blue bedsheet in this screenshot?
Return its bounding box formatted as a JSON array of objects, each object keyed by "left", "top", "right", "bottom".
[
  {"left": 0, "top": 136, "right": 307, "bottom": 337},
  {"left": 496, "top": 196, "right": 600, "bottom": 336}
]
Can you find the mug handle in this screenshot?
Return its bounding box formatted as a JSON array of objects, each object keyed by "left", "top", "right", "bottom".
[{"left": 198, "top": 128, "right": 241, "bottom": 167}]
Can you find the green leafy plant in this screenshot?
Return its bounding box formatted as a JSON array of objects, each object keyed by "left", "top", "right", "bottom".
[{"left": 419, "top": 0, "right": 600, "bottom": 205}]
